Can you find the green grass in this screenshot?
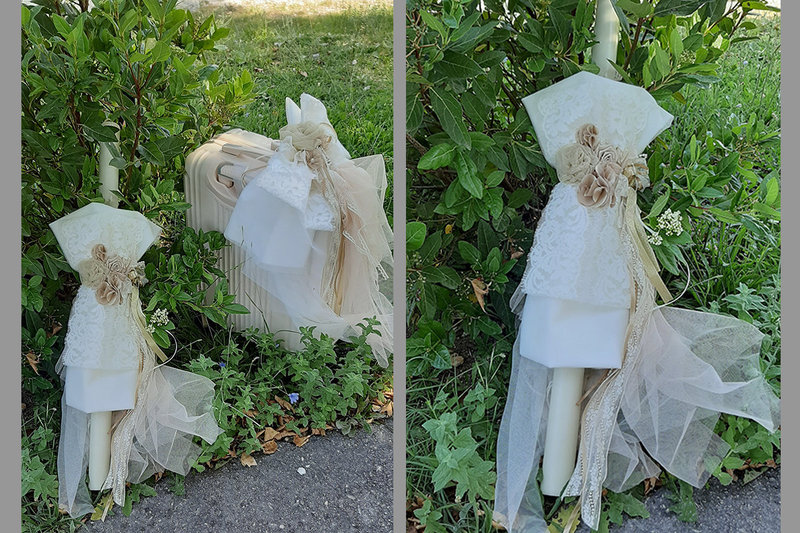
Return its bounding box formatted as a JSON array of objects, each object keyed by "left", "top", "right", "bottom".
[
  {"left": 208, "top": 2, "right": 394, "bottom": 215},
  {"left": 406, "top": 15, "right": 781, "bottom": 533},
  {"left": 21, "top": 4, "right": 393, "bottom": 532}
]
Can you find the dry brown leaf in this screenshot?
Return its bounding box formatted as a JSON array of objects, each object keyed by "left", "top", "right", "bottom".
[
  {"left": 243, "top": 409, "right": 259, "bottom": 418},
  {"left": 311, "top": 427, "right": 327, "bottom": 436},
  {"left": 261, "top": 427, "right": 280, "bottom": 442},
  {"left": 276, "top": 430, "right": 296, "bottom": 440},
  {"left": 491, "top": 519, "right": 507, "bottom": 530},
  {"left": 240, "top": 453, "right": 257, "bottom": 467},
  {"left": 293, "top": 435, "right": 311, "bottom": 447},
  {"left": 381, "top": 401, "right": 393, "bottom": 417},
  {"left": 451, "top": 354, "right": 465, "bottom": 368},
  {"left": 643, "top": 476, "right": 659, "bottom": 495},
  {"left": 262, "top": 440, "right": 278, "bottom": 455},
  {"left": 275, "top": 395, "right": 294, "bottom": 412},
  {"left": 299, "top": 70, "right": 308, "bottom": 77},
  {"left": 510, "top": 249, "right": 523, "bottom": 260},
  {"left": 470, "top": 278, "right": 489, "bottom": 312},
  {"left": 25, "top": 352, "right": 40, "bottom": 375}
]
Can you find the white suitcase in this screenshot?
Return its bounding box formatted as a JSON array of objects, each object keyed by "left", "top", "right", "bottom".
[
  {"left": 185, "top": 128, "right": 390, "bottom": 351},
  {"left": 184, "top": 128, "right": 285, "bottom": 338}
]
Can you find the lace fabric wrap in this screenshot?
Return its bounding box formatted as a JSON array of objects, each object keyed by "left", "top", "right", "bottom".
[
  {"left": 51, "top": 203, "right": 222, "bottom": 517},
  {"left": 495, "top": 74, "right": 780, "bottom": 532},
  {"left": 224, "top": 94, "right": 393, "bottom": 365}
]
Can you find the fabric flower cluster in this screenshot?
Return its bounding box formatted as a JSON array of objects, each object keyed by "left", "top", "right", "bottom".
[
  {"left": 555, "top": 123, "right": 650, "bottom": 209},
  {"left": 78, "top": 244, "right": 145, "bottom": 306}
]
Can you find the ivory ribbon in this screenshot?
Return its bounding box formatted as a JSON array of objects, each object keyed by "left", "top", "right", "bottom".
[{"left": 623, "top": 192, "right": 673, "bottom": 304}]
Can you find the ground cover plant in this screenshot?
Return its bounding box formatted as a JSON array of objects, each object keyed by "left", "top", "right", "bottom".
[
  {"left": 21, "top": 1, "right": 393, "bottom": 531},
  {"left": 405, "top": 1, "right": 780, "bottom": 531}
]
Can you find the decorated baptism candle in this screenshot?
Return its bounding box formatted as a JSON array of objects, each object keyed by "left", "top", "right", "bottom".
[
  {"left": 51, "top": 203, "right": 222, "bottom": 517},
  {"left": 493, "top": 70, "right": 780, "bottom": 532}
]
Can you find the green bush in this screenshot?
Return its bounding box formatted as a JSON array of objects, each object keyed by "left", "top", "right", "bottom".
[{"left": 406, "top": 1, "right": 780, "bottom": 530}]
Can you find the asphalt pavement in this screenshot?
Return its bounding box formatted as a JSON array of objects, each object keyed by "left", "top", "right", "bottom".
[
  {"left": 84, "top": 422, "right": 393, "bottom": 533},
  {"left": 576, "top": 467, "right": 780, "bottom": 532}
]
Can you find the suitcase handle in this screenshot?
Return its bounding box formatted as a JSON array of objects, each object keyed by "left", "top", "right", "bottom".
[
  {"left": 221, "top": 143, "right": 277, "bottom": 160},
  {"left": 216, "top": 162, "right": 246, "bottom": 188},
  {"left": 215, "top": 144, "right": 274, "bottom": 190}
]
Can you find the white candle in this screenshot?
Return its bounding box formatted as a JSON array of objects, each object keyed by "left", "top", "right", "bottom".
[
  {"left": 538, "top": 0, "right": 620, "bottom": 497},
  {"left": 88, "top": 120, "right": 121, "bottom": 490},
  {"left": 88, "top": 411, "right": 112, "bottom": 490},
  {"left": 98, "top": 122, "right": 120, "bottom": 207},
  {"left": 541, "top": 367, "right": 584, "bottom": 496},
  {"left": 593, "top": 0, "right": 621, "bottom": 79}
]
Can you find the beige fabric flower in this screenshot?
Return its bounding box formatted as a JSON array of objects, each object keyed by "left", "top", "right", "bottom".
[
  {"left": 555, "top": 124, "right": 651, "bottom": 208},
  {"left": 577, "top": 161, "right": 621, "bottom": 208},
  {"left": 78, "top": 243, "right": 137, "bottom": 305},
  {"left": 624, "top": 156, "right": 650, "bottom": 190},
  {"left": 556, "top": 144, "right": 598, "bottom": 184},
  {"left": 106, "top": 254, "right": 129, "bottom": 275},
  {"left": 78, "top": 259, "right": 106, "bottom": 288},
  {"left": 596, "top": 143, "right": 623, "bottom": 165},
  {"left": 576, "top": 123, "right": 599, "bottom": 150},
  {"left": 96, "top": 279, "right": 122, "bottom": 305},
  {"left": 92, "top": 243, "right": 107, "bottom": 262},
  {"left": 97, "top": 267, "right": 130, "bottom": 305},
  {"left": 129, "top": 262, "right": 148, "bottom": 287}
]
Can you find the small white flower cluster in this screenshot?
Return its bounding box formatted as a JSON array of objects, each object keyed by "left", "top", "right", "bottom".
[
  {"left": 648, "top": 233, "right": 663, "bottom": 246},
  {"left": 657, "top": 208, "right": 683, "bottom": 236},
  {"left": 146, "top": 308, "right": 169, "bottom": 333}
]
